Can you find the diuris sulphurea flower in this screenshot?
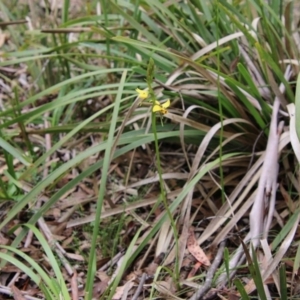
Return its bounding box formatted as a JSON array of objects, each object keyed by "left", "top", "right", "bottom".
[
  {"left": 135, "top": 88, "right": 149, "bottom": 99},
  {"left": 152, "top": 99, "right": 170, "bottom": 115}
]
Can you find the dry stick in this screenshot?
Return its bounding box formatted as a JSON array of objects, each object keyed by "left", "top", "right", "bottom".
[
  {"left": 0, "top": 285, "right": 40, "bottom": 300},
  {"left": 99, "top": 250, "right": 125, "bottom": 271},
  {"left": 131, "top": 273, "right": 147, "bottom": 300},
  {"left": 189, "top": 241, "right": 226, "bottom": 300},
  {"left": 217, "top": 65, "right": 292, "bottom": 285}
]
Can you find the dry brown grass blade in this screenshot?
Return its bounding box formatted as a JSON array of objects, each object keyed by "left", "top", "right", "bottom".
[
  {"left": 156, "top": 218, "right": 174, "bottom": 256},
  {"left": 192, "top": 118, "right": 253, "bottom": 175},
  {"left": 261, "top": 239, "right": 280, "bottom": 294},
  {"left": 166, "top": 32, "right": 244, "bottom": 85},
  {"left": 137, "top": 232, "right": 159, "bottom": 271},
  {"left": 67, "top": 189, "right": 181, "bottom": 227},
  {"left": 239, "top": 45, "right": 271, "bottom": 100},
  {"left": 177, "top": 116, "right": 253, "bottom": 270},
  {"left": 217, "top": 66, "right": 292, "bottom": 284},
  {"left": 116, "top": 173, "right": 189, "bottom": 191},
  {"left": 175, "top": 57, "right": 250, "bottom": 119},
  {"left": 250, "top": 67, "right": 292, "bottom": 241},
  {"left": 243, "top": 211, "right": 300, "bottom": 295},
  {"left": 198, "top": 154, "right": 264, "bottom": 246},
  {"left": 207, "top": 69, "right": 262, "bottom": 111},
  {"left": 112, "top": 97, "right": 142, "bottom": 161},
  {"left": 163, "top": 221, "right": 187, "bottom": 266},
  {"left": 266, "top": 66, "right": 288, "bottom": 108},
  {"left": 282, "top": 154, "right": 300, "bottom": 195},
  {"left": 166, "top": 113, "right": 251, "bottom": 144}
]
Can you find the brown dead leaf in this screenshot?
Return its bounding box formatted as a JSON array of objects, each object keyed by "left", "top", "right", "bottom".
[
  {"left": 112, "top": 281, "right": 134, "bottom": 300},
  {"left": 187, "top": 227, "right": 210, "bottom": 266}
]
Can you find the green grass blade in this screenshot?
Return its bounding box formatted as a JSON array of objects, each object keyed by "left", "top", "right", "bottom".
[
  {"left": 0, "top": 137, "right": 31, "bottom": 166},
  {"left": 85, "top": 70, "right": 128, "bottom": 299},
  {"left": 295, "top": 72, "right": 300, "bottom": 142},
  {"left": 271, "top": 208, "right": 300, "bottom": 251},
  {"left": 247, "top": 244, "right": 267, "bottom": 300},
  {"left": 23, "top": 224, "right": 71, "bottom": 300},
  {"left": 0, "top": 245, "right": 58, "bottom": 298},
  {"left": 0, "top": 252, "right": 42, "bottom": 288},
  {"left": 234, "top": 278, "right": 250, "bottom": 300},
  {"left": 279, "top": 263, "right": 287, "bottom": 299}
]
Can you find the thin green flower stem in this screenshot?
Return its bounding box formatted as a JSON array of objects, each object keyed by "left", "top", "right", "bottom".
[
  {"left": 146, "top": 58, "right": 180, "bottom": 283},
  {"left": 150, "top": 110, "right": 180, "bottom": 282},
  {"left": 216, "top": 0, "right": 225, "bottom": 204}
]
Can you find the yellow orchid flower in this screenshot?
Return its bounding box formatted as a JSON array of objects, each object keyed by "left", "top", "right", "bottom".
[
  {"left": 135, "top": 88, "right": 149, "bottom": 99},
  {"left": 152, "top": 99, "right": 170, "bottom": 115}
]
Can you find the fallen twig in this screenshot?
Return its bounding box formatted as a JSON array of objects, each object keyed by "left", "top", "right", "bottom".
[
  {"left": 131, "top": 272, "right": 147, "bottom": 300},
  {"left": 189, "top": 240, "right": 226, "bottom": 300}
]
